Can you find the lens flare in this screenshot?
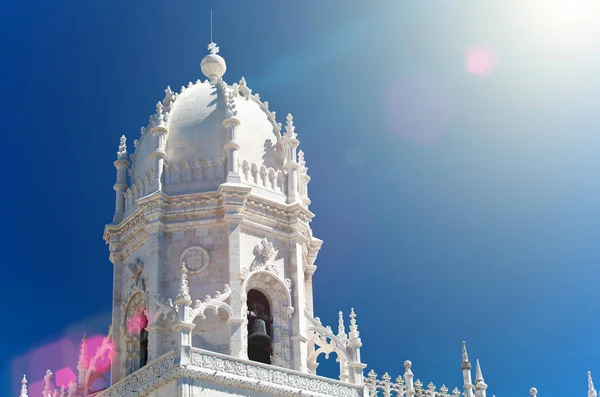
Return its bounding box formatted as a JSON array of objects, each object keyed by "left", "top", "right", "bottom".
[{"left": 465, "top": 44, "right": 499, "bottom": 78}]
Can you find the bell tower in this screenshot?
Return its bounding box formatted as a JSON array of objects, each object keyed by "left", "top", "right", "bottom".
[{"left": 100, "top": 41, "right": 369, "bottom": 397}]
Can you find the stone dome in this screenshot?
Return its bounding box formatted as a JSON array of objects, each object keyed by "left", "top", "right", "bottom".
[
  {"left": 113, "top": 43, "right": 310, "bottom": 222},
  {"left": 130, "top": 74, "right": 285, "bottom": 189}
]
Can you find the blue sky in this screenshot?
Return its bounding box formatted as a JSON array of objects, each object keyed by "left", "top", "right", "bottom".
[{"left": 2, "top": 0, "right": 600, "bottom": 396}]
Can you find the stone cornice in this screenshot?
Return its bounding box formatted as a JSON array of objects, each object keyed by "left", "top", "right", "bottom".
[{"left": 105, "top": 189, "right": 318, "bottom": 259}]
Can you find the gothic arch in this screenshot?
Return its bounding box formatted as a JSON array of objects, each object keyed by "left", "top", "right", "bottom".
[
  {"left": 123, "top": 292, "right": 149, "bottom": 375},
  {"left": 242, "top": 270, "right": 294, "bottom": 368},
  {"left": 306, "top": 330, "right": 350, "bottom": 382}
]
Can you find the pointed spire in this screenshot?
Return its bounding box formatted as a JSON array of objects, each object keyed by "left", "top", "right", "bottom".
[
  {"left": 43, "top": 370, "right": 53, "bottom": 397},
  {"left": 117, "top": 135, "right": 127, "bottom": 160},
  {"left": 348, "top": 308, "right": 361, "bottom": 346},
  {"left": 474, "top": 359, "right": 487, "bottom": 397},
  {"left": 77, "top": 333, "right": 89, "bottom": 370},
  {"left": 589, "top": 371, "right": 597, "bottom": 397},
  {"left": 475, "top": 360, "right": 484, "bottom": 383},
  {"left": 337, "top": 311, "right": 348, "bottom": 342},
  {"left": 175, "top": 262, "right": 191, "bottom": 303},
  {"left": 19, "top": 375, "right": 28, "bottom": 397},
  {"left": 285, "top": 113, "right": 296, "bottom": 137},
  {"left": 462, "top": 341, "right": 472, "bottom": 370}
]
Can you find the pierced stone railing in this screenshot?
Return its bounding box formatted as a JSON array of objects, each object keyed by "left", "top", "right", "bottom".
[
  {"left": 189, "top": 347, "right": 364, "bottom": 397},
  {"left": 95, "top": 351, "right": 175, "bottom": 397},
  {"left": 365, "top": 369, "right": 461, "bottom": 397}
]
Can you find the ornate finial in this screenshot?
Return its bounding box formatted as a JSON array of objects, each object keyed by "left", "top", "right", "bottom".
[
  {"left": 590, "top": 372, "right": 597, "bottom": 397},
  {"left": 462, "top": 341, "right": 472, "bottom": 370},
  {"left": 298, "top": 150, "right": 305, "bottom": 164},
  {"left": 117, "top": 135, "right": 127, "bottom": 160},
  {"left": 77, "top": 333, "right": 89, "bottom": 370},
  {"left": 337, "top": 311, "right": 348, "bottom": 342},
  {"left": 285, "top": 113, "right": 296, "bottom": 137},
  {"left": 348, "top": 308, "right": 361, "bottom": 345},
  {"left": 208, "top": 42, "right": 219, "bottom": 55},
  {"left": 43, "top": 370, "right": 53, "bottom": 395},
  {"left": 176, "top": 262, "right": 191, "bottom": 302},
  {"left": 201, "top": 41, "right": 226, "bottom": 81},
  {"left": 225, "top": 91, "right": 237, "bottom": 118},
  {"left": 530, "top": 387, "right": 537, "bottom": 397},
  {"left": 19, "top": 375, "right": 28, "bottom": 397}
]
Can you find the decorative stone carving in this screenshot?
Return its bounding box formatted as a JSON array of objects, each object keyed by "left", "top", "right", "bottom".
[
  {"left": 176, "top": 262, "right": 191, "bottom": 302},
  {"left": 249, "top": 238, "right": 278, "bottom": 275},
  {"left": 190, "top": 284, "right": 233, "bottom": 321},
  {"left": 127, "top": 257, "right": 145, "bottom": 291},
  {"left": 180, "top": 246, "right": 209, "bottom": 274},
  {"left": 189, "top": 349, "right": 362, "bottom": 397}
]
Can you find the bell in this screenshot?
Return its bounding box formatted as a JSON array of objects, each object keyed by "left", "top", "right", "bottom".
[{"left": 247, "top": 319, "right": 272, "bottom": 364}]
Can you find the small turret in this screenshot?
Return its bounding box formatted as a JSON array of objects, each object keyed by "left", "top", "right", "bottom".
[
  {"left": 77, "top": 333, "right": 89, "bottom": 385},
  {"left": 589, "top": 372, "right": 597, "bottom": 397},
  {"left": 282, "top": 113, "right": 300, "bottom": 204},
  {"left": 474, "top": 359, "right": 487, "bottom": 397},
  {"left": 337, "top": 311, "right": 348, "bottom": 343},
  {"left": 19, "top": 375, "right": 28, "bottom": 397},
  {"left": 43, "top": 370, "right": 54, "bottom": 397},
  {"left": 404, "top": 360, "right": 415, "bottom": 397},
  {"left": 462, "top": 341, "right": 474, "bottom": 397},
  {"left": 113, "top": 135, "right": 130, "bottom": 222}
]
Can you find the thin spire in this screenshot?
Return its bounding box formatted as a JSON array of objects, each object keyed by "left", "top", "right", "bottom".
[
  {"left": 475, "top": 360, "right": 484, "bottom": 382},
  {"left": 462, "top": 341, "right": 472, "bottom": 370},
  {"left": 337, "top": 311, "right": 348, "bottom": 342},
  {"left": 77, "top": 333, "right": 89, "bottom": 370},
  {"left": 43, "top": 370, "right": 53, "bottom": 396},
  {"left": 348, "top": 308, "right": 361, "bottom": 345},
  {"left": 19, "top": 375, "right": 28, "bottom": 397},
  {"left": 589, "top": 371, "right": 597, "bottom": 397},
  {"left": 210, "top": 9, "right": 213, "bottom": 43},
  {"left": 475, "top": 359, "right": 487, "bottom": 395}
]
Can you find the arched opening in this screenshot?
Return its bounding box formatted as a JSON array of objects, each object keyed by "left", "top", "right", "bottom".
[
  {"left": 124, "top": 293, "right": 149, "bottom": 374},
  {"left": 139, "top": 327, "right": 148, "bottom": 367},
  {"left": 246, "top": 289, "right": 273, "bottom": 364}
]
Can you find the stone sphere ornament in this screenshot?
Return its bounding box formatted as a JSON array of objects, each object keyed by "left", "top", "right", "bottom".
[{"left": 201, "top": 42, "right": 226, "bottom": 80}]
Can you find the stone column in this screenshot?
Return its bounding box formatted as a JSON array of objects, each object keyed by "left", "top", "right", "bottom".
[
  {"left": 282, "top": 114, "right": 300, "bottom": 204},
  {"left": 144, "top": 213, "right": 165, "bottom": 363},
  {"left": 223, "top": 117, "right": 241, "bottom": 183},
  {"left": 290, "top": 240, "right": 308, "bottom": 373},
  {"left": 220, "top": 184, "right": 251, "bottom": 359},
  {"left": 108, "top": 240, "right": 124, "bottom": 384},
  {"left": 145, "top": 325, "right": 163, "bottom": 362},
  {"left": 150, "top": 127, "right": 167, "bottom": 191},
  {"left": 113, "top": 135, "right": 129, "bottom": 223}
]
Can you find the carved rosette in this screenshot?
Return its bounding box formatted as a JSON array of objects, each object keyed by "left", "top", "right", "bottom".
[{"left": 180, "top": 246, "right": 209, "bottom": 274}]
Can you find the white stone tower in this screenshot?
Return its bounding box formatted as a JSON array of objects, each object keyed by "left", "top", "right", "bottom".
[{"left": 99, "top": 42, "right": 366, "bottom": 397}]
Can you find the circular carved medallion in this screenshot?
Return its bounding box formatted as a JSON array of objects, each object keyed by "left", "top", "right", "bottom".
[{"left": 180, "top": 246, "right": 209, "bottom": 274}]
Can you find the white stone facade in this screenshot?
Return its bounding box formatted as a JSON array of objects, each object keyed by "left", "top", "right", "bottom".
[{"left": 15, "top": 41, "right": 589, "bottom": 397}]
